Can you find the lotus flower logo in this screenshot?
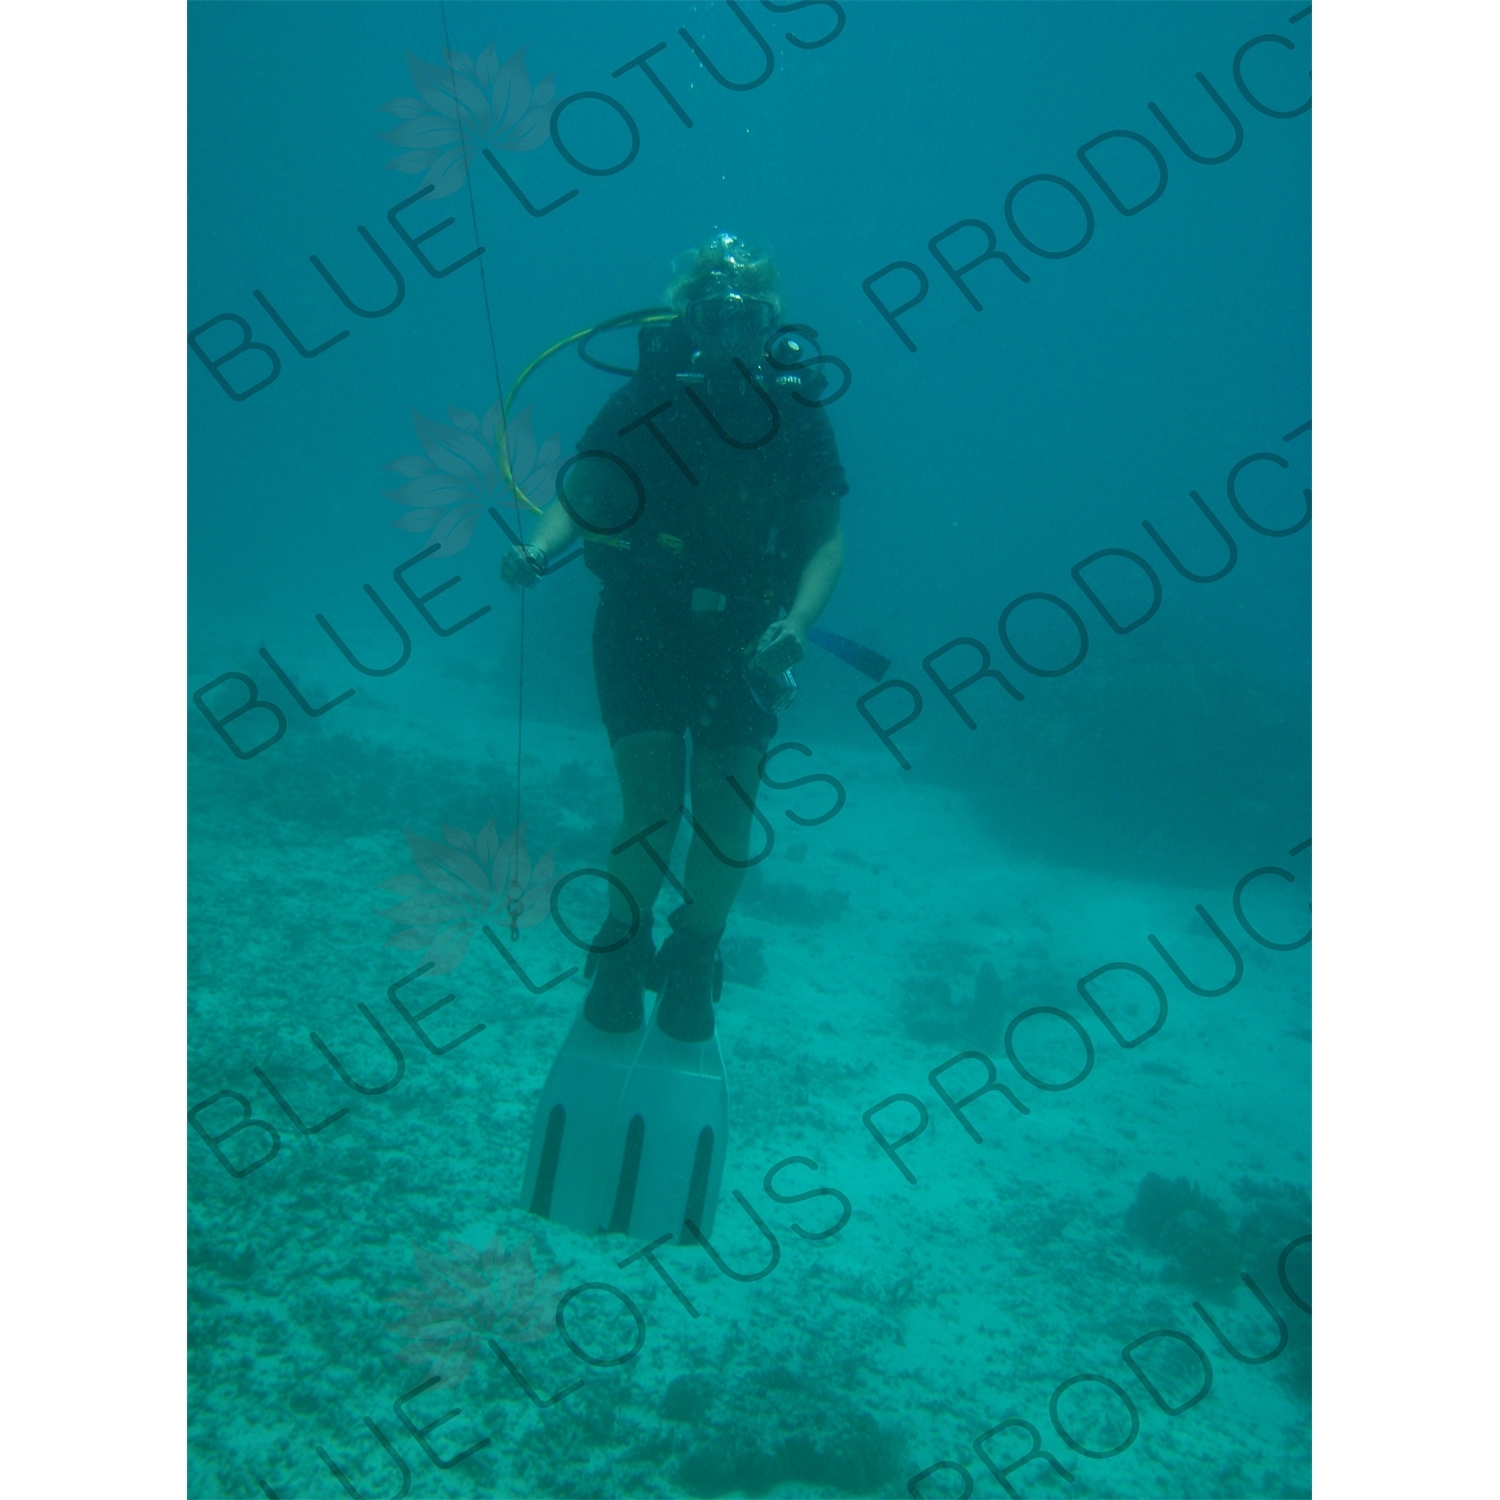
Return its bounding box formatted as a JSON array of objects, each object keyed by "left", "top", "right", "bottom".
[
  {"left": 385, "top": 402, "right": 562, "bottom": 557},
  {"left": 380, "top": 46, "right": 554, "bottom": 199},
  {"left": 381, "top": 820, "right": 558, "bottom": 973},
  {"left": 393, "top": 1233, "right": 560, "bottom": 1389}
]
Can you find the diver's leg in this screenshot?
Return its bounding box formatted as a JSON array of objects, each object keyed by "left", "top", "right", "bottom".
[
  {"left": 651, "top": 743, "right": 763, "bottom": 1041},
  {"left": 681, "top": 743, "right": 766, "bottom": 930},
  {"left": 582, "top": 730, "right": 685, "bottom": 1032},
  {"left": 607, "top": 730, "right": 687, "bottom": 920}
]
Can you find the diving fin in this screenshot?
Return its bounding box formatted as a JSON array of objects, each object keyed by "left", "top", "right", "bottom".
[
  {"left": 521, "top": 1008, "right": 651, "bottom": 1234},
  {"left": 521, "top": 1002, "right": 729, "bottom": 1243},
  {"left": 598, "top": 1004, "right": 728, "bottom": 1243}
]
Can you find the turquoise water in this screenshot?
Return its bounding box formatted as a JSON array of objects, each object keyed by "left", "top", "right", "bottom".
[{"left": 188, "top": 3, "right": 1311, "bottom": 1495}]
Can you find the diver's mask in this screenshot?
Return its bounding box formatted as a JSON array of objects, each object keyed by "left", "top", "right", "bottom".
[{"left": 685, "top": 292, "right": 777, "bottom": 355}]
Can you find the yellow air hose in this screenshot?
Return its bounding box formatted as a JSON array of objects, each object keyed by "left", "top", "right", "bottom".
[{"left": 495, "top": 308, "right": 676, "bottom": 531}]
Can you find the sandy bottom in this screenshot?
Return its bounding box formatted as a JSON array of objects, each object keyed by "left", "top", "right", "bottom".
[{"left": 188, "top": 687, "right": 1310, "bottom": 1500}]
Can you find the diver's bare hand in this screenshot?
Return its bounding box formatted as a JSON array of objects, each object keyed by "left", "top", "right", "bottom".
[
  {"left": 753, "top": 619, "right": 807, "bottom": 674},
  {"left": 501, "top": 544, "right": 546, "bottom": 591}
]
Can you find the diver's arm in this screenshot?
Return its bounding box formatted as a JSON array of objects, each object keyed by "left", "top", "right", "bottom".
[
  {"left": 527, "top": 500, "right": 580, "bottom": 559},
  {"left": 500, "top": 501, "right": 579, "bottom": 590},
  {"left": 787, "top": 522, "right": 844, "bottom": 632},
  {"left": 754, "top": 522, "right": 844, "bottom": 671}
]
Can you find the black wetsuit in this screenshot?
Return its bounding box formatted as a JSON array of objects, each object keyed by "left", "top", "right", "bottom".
[{"left": 570, "top": 318, "right": 848, "bottom": 751}]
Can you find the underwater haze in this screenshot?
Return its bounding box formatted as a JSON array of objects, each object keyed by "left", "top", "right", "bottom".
[{"left": 188, "top": 3, "right": 1311, "bottom": 1497}]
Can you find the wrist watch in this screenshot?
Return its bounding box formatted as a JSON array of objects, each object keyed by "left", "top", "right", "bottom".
[{"left": 519, "top": 544, "right": 547, "bottom": 575}]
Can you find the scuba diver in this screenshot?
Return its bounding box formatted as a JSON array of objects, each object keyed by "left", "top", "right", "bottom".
[{"left": 503, "top": 234, "right": 848, "bottom": 1243}]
